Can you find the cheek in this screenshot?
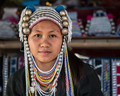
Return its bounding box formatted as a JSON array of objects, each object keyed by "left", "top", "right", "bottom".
[
  {"left": 28, "top": 40, "right": 38, "bottom": 53},
  {"left": 55, "top": 40, "right": 62, "bottom": 52}
]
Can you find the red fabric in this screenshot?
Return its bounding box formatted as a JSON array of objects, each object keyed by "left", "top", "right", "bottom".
[
  {"left": 117, "top": 66, "right": 120, "bottom": 73},
  {"left": 117, "top": 87, "right": 120, "bottom": 94},
  {"left": 117, "top": 76, "right": 120, "bottom": 84}
]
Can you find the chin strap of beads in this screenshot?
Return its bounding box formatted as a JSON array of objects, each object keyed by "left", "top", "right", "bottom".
[{"left": 24, "top": 35, "right": 36, "bottom": 96}]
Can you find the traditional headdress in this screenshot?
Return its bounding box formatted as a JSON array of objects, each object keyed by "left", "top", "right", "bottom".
[{"left": 18, "top": 5, "right": 74, "bottom": 96}]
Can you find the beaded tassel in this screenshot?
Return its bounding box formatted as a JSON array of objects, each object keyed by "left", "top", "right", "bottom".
[{"left": 64, "top": 38, "right": 74, "bottom": 96}]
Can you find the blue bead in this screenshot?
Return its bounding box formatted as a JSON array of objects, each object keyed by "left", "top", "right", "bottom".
[
  {"left": 26, "top": 5, "right": 35, "bottom": 12},
  {"left": 55, "top": 5, "right": 65, "bottom": 13}
]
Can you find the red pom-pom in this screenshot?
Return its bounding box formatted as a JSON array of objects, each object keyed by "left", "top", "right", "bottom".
[{"left": 86, "top": 15, "right": 92, "bottom": 21}]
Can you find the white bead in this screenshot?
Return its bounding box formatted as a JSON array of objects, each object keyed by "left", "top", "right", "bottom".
[
  {"left": 26, "top": 47, "right": 30, "bottom": 51},
  {"left": 30, "top": 64, "right": 33, "bottom": 67},
  {"left": 31, "top": 82, "right": 35, "bottom": 87},
  {"left": 28, "top": 57, "right": 32, "bottom": 61},
  {"left": 30, "top": 71, "right": 34, "bottom": 74},
  {"left": 29, "top": 87, "right": 35, "bottom": 94},
  {"left": 27, "top": 51, "right": 30, "bottom": 54},
  {"left": 31, "top": 78, "right": 34, "bottom": 81},
  {"left": 29, "top": 61, "right": 32, "bottom": 64},
  {"left": 61, "top": 48, "right": 64, "bottom": 51},
  {"left": 24, "top": 37, "right": 27, "bottom": 40},
  {"left": 30, "top": 68, "right": 33, "bottom": 71},
  {"left": 25, "top": 44, "right": 29, "bottom": 47},
  {"left": 27, "top": 54, "right": 31, "bottom": 57},
  {"left": 24, "top": 41, "right": 28, "bottom": 44}
]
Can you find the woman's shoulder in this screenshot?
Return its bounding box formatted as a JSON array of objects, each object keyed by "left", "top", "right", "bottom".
[
  {"left": 83, "top": 63, "right": 95, "bottom": 74},
  {"left": 6, "top": 67, "right": 26, "bottom": 96}
]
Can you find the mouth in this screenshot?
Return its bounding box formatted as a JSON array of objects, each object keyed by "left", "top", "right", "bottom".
[{"left": 38, "top": 51, "right": 51, "bottom": 54}]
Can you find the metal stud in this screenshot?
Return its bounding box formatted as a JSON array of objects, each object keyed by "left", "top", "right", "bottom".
[
  {"left": 25, "top": 9, "right": 32, "bottom": 15},
  {"left": 60, "top": 10, "right": 66, "bottom": 16},
  {"left": 63, "top": 21, "right": 69, "bottom": 27},
  {"left": 22, "top": 22, "right": 29, "bottom": 28},
  {"left": 23, "top": 28, "right": 30, "bottom": 34},
  {"left": 62, "top": 28, "right": 68, "bottom": 35},
  {"left": 23, "top": 15, "right": 29, "bottom": 21},
  {"left": 62, "top": 16, "right": 68, "bottom": 21}
]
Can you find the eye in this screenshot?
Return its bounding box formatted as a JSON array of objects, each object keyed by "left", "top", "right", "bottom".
[
  {"left": 34, "top": 34, "right": 42, "bottom": 37},
  {"left": 49, "top": 34, "right": 56, "bottom": 38}
]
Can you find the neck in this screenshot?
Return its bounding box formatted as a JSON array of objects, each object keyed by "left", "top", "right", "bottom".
[{"left": 35, "top": 58, "right": 56, "bottom": 72}]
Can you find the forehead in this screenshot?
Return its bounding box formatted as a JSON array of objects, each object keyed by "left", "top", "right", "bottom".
[
  {"left": 32, "top": 20, "right": 62, "bottom": 29},
  {"left": 30, "top": 19, "right": 62, "bottom": 29}
]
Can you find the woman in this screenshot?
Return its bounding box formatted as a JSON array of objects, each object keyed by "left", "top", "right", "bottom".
[{"left": 6, "top": 5, "right": 103, "bottom": 96}]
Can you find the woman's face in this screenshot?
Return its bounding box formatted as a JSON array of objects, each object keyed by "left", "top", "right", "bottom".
[{"left": 28, "top": 20, "right": 62, "bottom": 64}]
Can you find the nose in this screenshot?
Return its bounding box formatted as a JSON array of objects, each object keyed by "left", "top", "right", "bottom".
[{"left": 40, "top": 37, "right": 50, "bottom": 48}]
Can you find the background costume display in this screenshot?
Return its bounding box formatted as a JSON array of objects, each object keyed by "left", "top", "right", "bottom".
[{"left": 6, "top": 5, "right": 103, "bottom": 96}]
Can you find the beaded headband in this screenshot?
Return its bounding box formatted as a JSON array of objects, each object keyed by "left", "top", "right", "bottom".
[{"left": 19, "top": 5, "right": 72, "bottom": 43}]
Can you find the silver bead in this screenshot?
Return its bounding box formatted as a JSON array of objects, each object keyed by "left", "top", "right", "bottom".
[
  {"left": 30, "top": 64, "right": 33, "bottom": 68},
  {"left": 23, "top": 28, "right": 30, "bottom": 34},
  {"left": 29, "top": 61, "right": 32, "bottom": 64},
  {"left": 31, "top": 82, "right": 35, "bottom": 87},
  {"left": 26, "top": 47, "right": 30, "bottom": 51},
  {"left": 27, "top": 51, "right": 30, "bottom": 55},
  {"left": 30, "top": 68, "right": 33, "bottom": 71},
  {"left": 24, "top": 37, "right": 27, "bottom": 41},
  {"left": 25, "top": 9, "right": 32, "bottom": 15},
  {"left": 28, "top": 57, "right": 32, "bottom": 61},
  {"left": 31, "top": 78, "right": 34, "bottom": 81},
  {"left": 62, "top": 28, "right": 68, "bottom": 35},
  {"left": 60, "top": 10, "right": 66, "bottom": 16},
  {"left": 62, "top": 16, "right": 68, "bottom": 21},
  {"left": 25, "top": 44, "right": 29, "bottom": 47},
  {"left": 24, "top": 41, "right": 28, "bottom": 44},
  {"left": 63, "top": 21, "right": 69, "bottom": 27},
  {"left": 27, "top": 54, "right": 31, "bottom": 57},
  {"left": 30, "top": 72, "right": 34, "bottom": 76},
  {"left": 23, "top": 15, "right": 29, "bottom": 21},
  {"left": 29, "top": 87, "right": 35, "bottom": 94},
  {"left": 22, "top": 22, "right": 29, "bottom": 28}
]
